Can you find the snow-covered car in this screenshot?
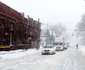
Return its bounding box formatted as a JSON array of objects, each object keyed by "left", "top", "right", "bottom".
[
  {"left": 41, "top": 45, "right": 56, "bottom": 55},
  {"left": 54, "top": 42, "right": 64, "bottom": 51}
]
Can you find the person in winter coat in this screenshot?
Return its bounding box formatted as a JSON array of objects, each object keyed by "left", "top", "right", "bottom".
[{"left": 76, "top": 44, "right": 78, "bottom": 49}]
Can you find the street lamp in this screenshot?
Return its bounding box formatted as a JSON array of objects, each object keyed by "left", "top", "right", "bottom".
[
  {"left": 41, "top": 17, "right": 56, "bottom": 45},
  {"left": 47, "top": 17, "right": 56, "bottom": 30}
]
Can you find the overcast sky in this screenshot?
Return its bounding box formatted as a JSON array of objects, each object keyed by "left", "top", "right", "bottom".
[{"left": 0, "top": 0, "right": 85, "bottom": 30}]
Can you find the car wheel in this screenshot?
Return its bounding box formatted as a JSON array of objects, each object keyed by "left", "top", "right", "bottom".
[
  {"left": 41, "top": 53, "right": 44, "bottom": 55},
  {"left": 52, "top": 52, "right": 55, "bottom": 55},
  {"left": 54, "top": 52, "right": 55, "bottom": 54}
]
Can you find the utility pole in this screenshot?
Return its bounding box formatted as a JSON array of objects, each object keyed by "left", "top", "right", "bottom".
[{"left": 36, "top": 18, "right": 41, "bottom": 50}]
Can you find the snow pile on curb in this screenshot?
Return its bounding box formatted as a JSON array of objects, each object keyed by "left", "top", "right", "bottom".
[
  {"left": 78, "top": 45, "right": 85, "bottom": 56},
  {"left": 0, "top": 49, "right": 40, "bottom": 59}
]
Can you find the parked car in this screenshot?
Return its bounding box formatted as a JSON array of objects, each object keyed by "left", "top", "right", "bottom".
[{"left": 41, "top": 45, "right": 56, "bottom": 55}]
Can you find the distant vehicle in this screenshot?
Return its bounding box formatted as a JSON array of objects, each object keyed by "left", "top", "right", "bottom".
[
  {"left": 66, "top": 43, "right": 70, "bottom": 47},
  {"left": 54, "top": 42, "right": 64, "bottom": 51},
  {"left": 63, "top": 43, "right": 67, "bottom": 49},
  {"left": 41, "top": 45, "right": 56, "bottom": 55},
  {"left": 54, "top": 37, "right": 64, "bottom": 51}
]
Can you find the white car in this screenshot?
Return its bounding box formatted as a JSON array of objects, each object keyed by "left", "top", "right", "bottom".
[
  {"left": 41, "top": 45, "right": 56, "bottom": 55},
  {"left": 64, "top": 43, "right": 67, "bottom": 49},
  {"left": 66, "top": 43, "right": 70, "bottom": 47},
  {"left": 54, "top": 42, "right": 64, "bottom": 51}
]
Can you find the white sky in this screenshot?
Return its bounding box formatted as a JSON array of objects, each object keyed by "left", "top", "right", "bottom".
[{"left": 0, "top": 0, "right": 85, "bottom": 30}]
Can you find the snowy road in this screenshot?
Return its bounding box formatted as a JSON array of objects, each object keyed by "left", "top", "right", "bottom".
[{"left": 0, "top": 47, "right": 84, "bottom": 70}]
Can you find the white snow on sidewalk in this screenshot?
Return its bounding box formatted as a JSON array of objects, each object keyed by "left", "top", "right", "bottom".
[
  {"left": 78, "top": 45, "right": 85, "bottom": 56},
  {"left": 0, "top": 48, "right": 40, "bottom": 59}
]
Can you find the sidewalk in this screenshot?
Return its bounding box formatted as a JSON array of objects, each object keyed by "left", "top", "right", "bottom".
[{"left": 0, "top": 48, "right": 40, "bottom": 59}]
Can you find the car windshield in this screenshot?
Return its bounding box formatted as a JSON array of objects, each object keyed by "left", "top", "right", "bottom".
[
  {"left": 54, "top": 42, "right": 63, "bottom": 45},
  {"left": 43, "top": 45, "right": 53, "bottom": 48},
  {"left": 54, "top": 43, "right": 58, "bottom": 45},
  {"left": 59, "top": 43, "right": 63, "bottom": 45}
]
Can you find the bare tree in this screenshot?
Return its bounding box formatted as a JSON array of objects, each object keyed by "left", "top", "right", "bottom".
[
  {"left": 76, "top": 13, "right": 85, "bottom": 45},
  {"left": 49, "top": 23, "right": 66, "bottom": 37}
]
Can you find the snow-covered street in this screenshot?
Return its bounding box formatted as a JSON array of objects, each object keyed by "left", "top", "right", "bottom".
[{"left": 0, "top": 46, "right": 85, "bottom": 70}]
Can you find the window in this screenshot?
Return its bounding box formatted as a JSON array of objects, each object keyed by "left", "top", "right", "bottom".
[
  {"left": 59, "top": 43, "right": 63, "bottom": 45},
  {"left": 54, "top": 43, "right": 58, "bottom": 45},
  {"left": 44, "top": 45, "right": 53, "bottom": 48},
  {"left": 10, "top": 23, "right": 14, "bottom": 30},
  {"left": 0, "top": 20, "right": 4, "bottom": 28}
]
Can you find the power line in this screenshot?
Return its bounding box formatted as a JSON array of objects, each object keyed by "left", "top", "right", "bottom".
[{"left": 64, "top": 28, "right": 85, "bottom": 31}]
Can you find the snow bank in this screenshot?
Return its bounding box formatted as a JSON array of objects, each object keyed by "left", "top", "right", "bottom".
[
  {"left": 79, "top": 45, "right": 85, "bottom": 51},
  {"left": 78, "top": 45, "right": 85, "bottom": 56},
  {"left": 0, "top": 48, "right": 40, "bottom": 59}
]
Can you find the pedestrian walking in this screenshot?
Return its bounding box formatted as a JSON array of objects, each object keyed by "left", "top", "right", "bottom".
[{"left": 76, "top": 44, "right": 78, "bottom": 49}]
